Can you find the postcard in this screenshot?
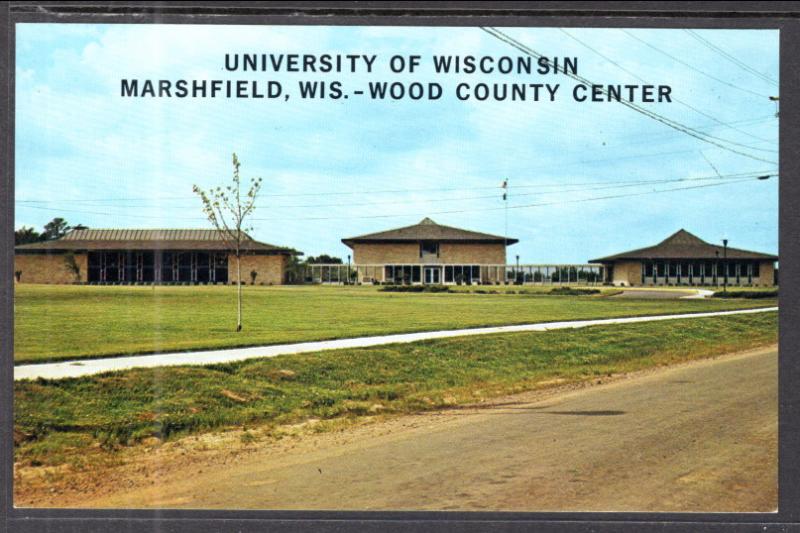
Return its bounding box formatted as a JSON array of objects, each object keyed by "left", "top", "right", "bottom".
[{"left": 12, "top": 22, "right": 779, "bottom": 512}]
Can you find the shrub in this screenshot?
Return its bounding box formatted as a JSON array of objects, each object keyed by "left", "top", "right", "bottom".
[
  {"left": 712, "top": 290, "right": 778, "bottom": 299},
  {"left": 549, "top": 287, "right": 601, "bottom": 296},
  {"left": 379, "top": 285, "right": 451, "bottom": 293}
]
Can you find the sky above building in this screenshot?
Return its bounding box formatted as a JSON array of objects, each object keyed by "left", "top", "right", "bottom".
[{"left": 15, "top": 24, "right": 779, "bottom": 262}]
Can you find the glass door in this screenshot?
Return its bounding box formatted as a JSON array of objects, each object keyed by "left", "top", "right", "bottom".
[{"left": 424, "top": 267, "right": 441, "bottom": 284}]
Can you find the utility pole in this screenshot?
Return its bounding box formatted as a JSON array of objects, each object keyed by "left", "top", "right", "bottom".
[
  {"left": 723, "top": 238, "right": 729, "bottom": 294},
  {"left": 502, "top": 178, "right": 508, "bottom": 284},
  {"left": 769, "top": 95, "right": 779, "bottom": 117}
]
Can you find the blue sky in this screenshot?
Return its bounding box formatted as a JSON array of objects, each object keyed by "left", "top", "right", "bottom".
[{"left": 15, "top": 24, "right": 779, "bottom": 262}]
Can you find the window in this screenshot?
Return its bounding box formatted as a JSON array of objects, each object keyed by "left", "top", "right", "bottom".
[
  {"left": 752, "top": 262, "right": 760, "bottom": 278},
  {"left": 88, "top": 252, "right": 102, "bottom": 282},
  {"left": 644, "top": 262, "right": 654, "bottom": 277},
  {"left": 704, "top": 261, "right": 714, "bottom": 277},
  {"left": 668, "top": 262, "right": 677, "bottom": 278},
  {"left": 444, "top": 266, "right": 454, "bottom": 283},
  {"left": 656, "top": 262, "right": 666, "bottom": 277},
  {"left": 420, "top": 242, "right": 439, "bottom": 257},
  {"left": 213, "top": 253, "right": 228, "bottom": 283},
  {"left": 471, "top": 265, "right": 480, "bottom": 281}
]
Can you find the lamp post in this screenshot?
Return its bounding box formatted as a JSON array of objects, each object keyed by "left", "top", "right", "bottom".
[
  {"left": 722, "top": 239, "right": 728, "bottom": 293},
  {"left": 347, "top": 254, "right": 351, "bottom": 285},
  {"left": 516, "top": 254, "right": 520, "bottom": 284}
]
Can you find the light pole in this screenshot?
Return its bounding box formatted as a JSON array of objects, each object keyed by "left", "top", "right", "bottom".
[
  {"left": 516, "top": 254, "right": 520, "bottom": 283},
  {"left": 347, "top": 254, "right": 351, "bottom": 285},
  {"left": 722, "top": 239, "right": 728, "bottom": 293}
]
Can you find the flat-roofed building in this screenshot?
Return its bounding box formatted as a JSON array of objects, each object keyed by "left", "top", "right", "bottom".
[
  {"left": 14, "top": 228, "right": 299, "bottom": 285},
  {"left": 590, "top": 229, "right": 777, "bottom": 287},
  {"left": 341, "top": 217, "right": 517, "bottom": 284}
]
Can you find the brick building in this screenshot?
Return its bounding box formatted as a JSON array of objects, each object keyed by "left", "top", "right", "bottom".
[
  {"left": 590, "top": 229, "right": 777, "bottom": 287},
  {"left": 341, "top": 217, "right": 517, "bottom": 284},
  {"left": 14, "top": 229, "right": 298, "bottom": 285}
]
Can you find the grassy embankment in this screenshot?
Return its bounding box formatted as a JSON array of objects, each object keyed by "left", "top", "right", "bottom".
[
  {"left": 14, "top": 284, "right": 776, "bottom": 363},
  {"left": 14, "top": 311, "right": 777, "bottom": 469}
]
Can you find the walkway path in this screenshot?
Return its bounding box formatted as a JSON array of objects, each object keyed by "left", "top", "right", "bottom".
[
  {"left": 14, "top": 307, "right": 777, "bottom": 381},
  {"left": 612, "top": 288, "right": 715, "bottom": 299}
]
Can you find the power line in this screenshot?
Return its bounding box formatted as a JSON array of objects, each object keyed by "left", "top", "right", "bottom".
[
  {"left": 615, "top": 116, "right": 776, "bottom": 148},
  {"left": 620, "top": 29, "right": 773, "bottom": 99},
  {"left": 17, "top": 173, "right": 776, "bottom": 223},
  {"left": 685, "top": 29, "right": 778, "bottom": 86},
  {"left": 481, "top": 27, "right": 777, "bottom": 165},
  {"left": 16, "top": 170, "right": 772, "bottom": 209},
  {"left": 16, "top": 143, "right": 779, "bottom": 205},
  {"left": 559, "top": 28, "right": 777, "bottom": 146},
  {"left": 250, "top": 175, "right": 774, "bottom": 221}
]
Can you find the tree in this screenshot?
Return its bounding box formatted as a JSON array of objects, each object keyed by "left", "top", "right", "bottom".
[
  {"left": 193, "top": 153, "right": 263, "bottom": 332},
  {"left": 305, "top": 254, "right": 343, "bottom": 264},
  {"left": 42, "top": 217, "right": 70, "bottom": 241},
  {"left": 282, "top": 248, "right": 305, "bottom": 283},
  {"left": 15, "top": 219, "right": 86, "bottom": 246},
  {"left": 63, "top": 252, "right": 82, "bottom": 283},
  {"left": 15, "top": 226, "right": 41, "bottom": 245}
]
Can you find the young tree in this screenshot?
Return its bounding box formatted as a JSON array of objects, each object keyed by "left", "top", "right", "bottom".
[
  {"left": 63, "top": 252, "right": 82, "bottom": 283},
  {"left": 193, "top": 153, "right": 262, "bottom": 332}
]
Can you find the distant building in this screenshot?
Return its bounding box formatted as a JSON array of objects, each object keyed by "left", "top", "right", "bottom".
[
  {"left": 590, "top": 229, "right": 777, "bottom": 287},
  {"left": 14, "top": 229, "right": 299, "bottom": 285},
  {"left": 341, "top": 217, "right": 517, "bottom": 284}
]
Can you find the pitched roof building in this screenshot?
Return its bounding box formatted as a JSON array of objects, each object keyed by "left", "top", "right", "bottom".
[
  {"left": 590, "top": 229, "right": 777, "bottom": 286},
  {"left": 341, "top": 217, "right": 518, "bottom": 247},
  {"left": 15, "top": 228, "right": 298, "bottom": 285},
  {"left": 341, "top": 217, "right": 517, "bottom": 284}
]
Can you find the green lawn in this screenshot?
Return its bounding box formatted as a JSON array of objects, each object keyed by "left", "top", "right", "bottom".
[
  {"left": 14, "top": 312, "right": 777, "bottom": 467},
  {"left": 13, "top": 284, "right": 777, "bottom": 364}
]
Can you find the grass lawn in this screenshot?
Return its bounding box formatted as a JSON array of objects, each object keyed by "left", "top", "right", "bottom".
[
  {"left": 13, "top": 284, "right": 777, "bottom": 364},
  {"left": 14, "top": 312, "right": 777, "bottom": 468}
]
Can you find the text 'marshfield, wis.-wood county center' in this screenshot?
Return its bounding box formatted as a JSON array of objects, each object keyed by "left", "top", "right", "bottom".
[{"left": 14, "top": 222, "right": 776, "bottom": 287}]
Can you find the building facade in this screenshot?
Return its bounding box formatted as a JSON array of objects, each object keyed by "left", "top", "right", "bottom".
[
  {"left": 590, "top": 229, "right": 777, "bottom": 287},
  {"left": 341, "top": 217, "right": 518, "bottom": 284},
  {"left": 14, "top": 229, "right": 298, "bottom": 285}
]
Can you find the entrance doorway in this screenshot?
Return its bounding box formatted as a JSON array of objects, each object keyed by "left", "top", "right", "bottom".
[{"left": 424, "top": 266, "right": 441, "bottom": 284}]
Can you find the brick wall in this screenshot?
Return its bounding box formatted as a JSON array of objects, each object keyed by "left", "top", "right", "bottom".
[
  {"left": 352, "top": 242, "right": 507, "bottom": 265},
  {"left": 352, "top": 243, "right": 420, "bottom": 264},
  {"left": 231, "top": 253, "right": 287, "bottom": 285},
  {"left": 14, "top": 253, "right": 88, "bottom": 284},
  {"left": 755, "top": 261, "right": 776, "bottom": 287},
  {"left": 439, "top": 243, "right": 507, "bottom": 264},
  {"left": 611, "top": 260, "right": 641, "bottom": 286}
]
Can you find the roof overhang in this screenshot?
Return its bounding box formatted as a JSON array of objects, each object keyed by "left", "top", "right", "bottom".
[{"left": 342, "top": 238, "right": 519, "bottom": 248}]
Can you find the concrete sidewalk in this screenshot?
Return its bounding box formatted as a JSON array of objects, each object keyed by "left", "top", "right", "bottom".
[{"left": 14, "top": 307, "right": 777, "bottom": 381}]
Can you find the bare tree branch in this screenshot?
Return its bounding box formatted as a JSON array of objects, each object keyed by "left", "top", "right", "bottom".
[{"left": 193, "top": 153, "right": 262, "bottom": 332}]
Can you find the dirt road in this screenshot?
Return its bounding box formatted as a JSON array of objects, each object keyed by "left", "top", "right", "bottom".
[{"left": 84, "top": 346, "right": 777, "bottom": 512}]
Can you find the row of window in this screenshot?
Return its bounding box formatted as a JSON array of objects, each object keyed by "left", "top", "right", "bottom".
[
  {"left": 382, "top": 265, "right": 607, "bottom": 284},
  {"left": 641, "top": 260, "right": 761, "bottom": 281},
  {"left": 87, "top": 251, "right": 229, "bottom": 283},
  {"left": 383, "top": 265, "right": 483, "bottom": 284}
]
